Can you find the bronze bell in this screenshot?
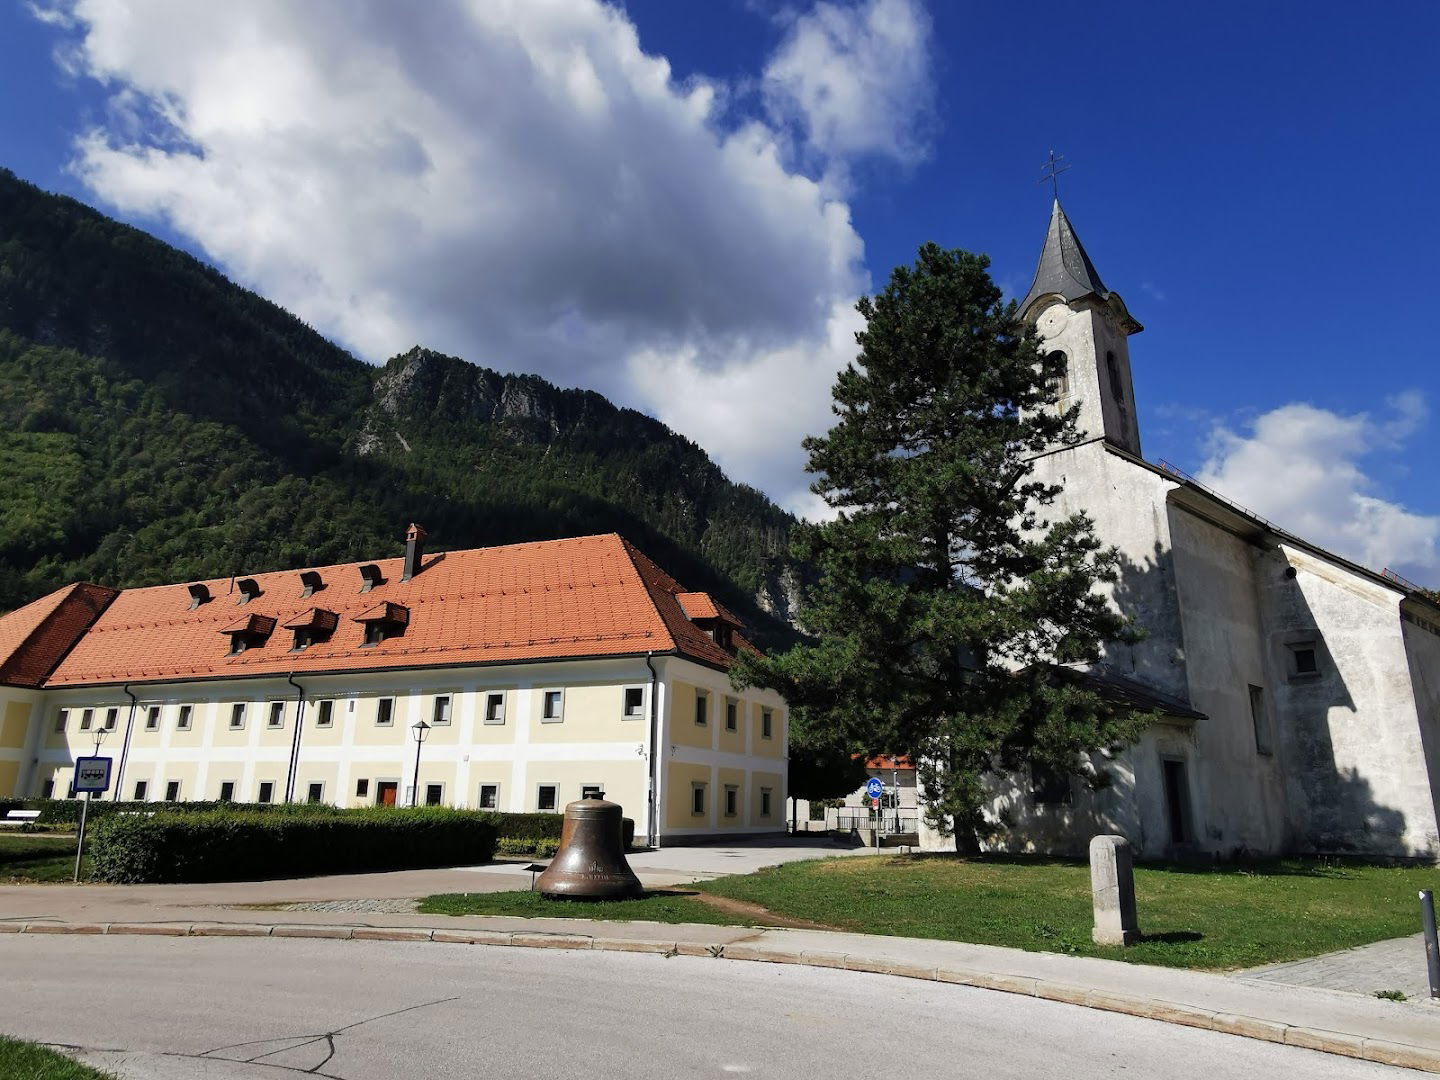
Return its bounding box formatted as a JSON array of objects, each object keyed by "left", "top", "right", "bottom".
[{"left": 535, "top": 795, "right": 643, "bottom": 900}]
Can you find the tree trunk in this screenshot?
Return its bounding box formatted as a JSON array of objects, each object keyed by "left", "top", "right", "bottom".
[{"left": 952, "top": 807, "right": 983, "bottom": 856}]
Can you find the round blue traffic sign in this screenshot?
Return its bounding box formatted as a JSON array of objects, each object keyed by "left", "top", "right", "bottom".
[{"left": 865, "top": 777, "right": 884, "bottom": 799}]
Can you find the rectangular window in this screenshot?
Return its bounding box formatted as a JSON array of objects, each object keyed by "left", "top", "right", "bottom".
[
  {"left": 1289, "top": 642, "right": 1320, "bottom": 678},
  {"left": 219, "top": 781, "right": 235, "bottom": 802},
  {"left": 1248, "top": 684, "right": 1272, "bottom": 755},
  {"left": 55, "top": 709, "right": 68, "bottom": 733},
  {"left": 622, "top": 686, "right": 645, "bottom": 719},
  {"left": 356, "top": 778, "right": 370, "bottom": 798},
  {"left": 316, "top": 699, "right": 334, "bottom": 728},
  {"left": 1031, "top": 763, "right": 1071, "bottom": 806},
  {"left": 144, "top": 706, "right": 160, "bottom": 731},
  {"left": 581, "top": 784, "right": 604, "bottom": 801},
  {"left": 133, "top": 780, "right": 148, "bottom": 801},
  {"left": 165, "top": 780, "right": 181, "bottom": 802},
  {"left": 363, "top": 621, "right": 386, "bottom": 646},
  {"left": 229, "top": 703, "right": 246, "bottom": 730},
  {"left": 724, "top": 785, "right": 738, "bottom": 817},
  {"left": 79, "top": 708, "right": 94, "bottom": 731},
  {"left": 176, "top": 705, "right": 193, "bottom": 731},
  {"left": 691, "top": 783, "right": 707, "bottom": 816},
  {"left": 376, "top": 698, "right": 395, "bottom": 727},
  {"left": 478, "top": 783, "right": 500, "bottom": 810},
  {"left": 258, "top": 781, "right": 274, "bottom": 804},
  {"left": 694, "top": 692, "right": 708, "bottom": 727},
  {"left": 41, "top": 779, "right": 54, "bottom": 799},
  {"left": 484, "top": 693, "right": 506, "bottom": 725},
  {"left": 104, "top": 708, "right": 118, "bottom": 731},
  {"left": 541, "top": 689, "right": 564, "bottom": 722},
  {"left": 425, "top": 783, "right": 443, "bottom": 806},
  {"left": 267, "top": 701, "right": 285, "bottom": 729},
  {"left": 306, "top": 782, "right": 324, "bottom": 804},
  {"left": 761, "top": 788, "right": 773, "bottom": 818},
  {"left": 537, "top": 783, "right": 558, "bottom": 812},
  {"left": 761, "top": 708, "right": 773, "bottom": 739},
  {"left": 432, "top": 695, "right": 452, "bottom": 726},
  {"left": 1162, "top": 760, "right": 1191, "bottom": 844},
  {"left": 725, "top": 699, "right": 738, "bottom": 732}
]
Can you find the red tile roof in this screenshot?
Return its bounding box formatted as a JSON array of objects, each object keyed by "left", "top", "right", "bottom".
[
  {"left": 865, "top": 755, "right": 914, "bottom": 771},
  {"left": 32, "top": 534, "right": 753, "bottom": 688},
  {"left": 0, "top": 583, "right": 118, "bottom": 688}
]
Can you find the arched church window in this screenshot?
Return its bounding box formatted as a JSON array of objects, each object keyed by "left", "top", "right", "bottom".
[
  {"left": 1106, "top": 351, "right": 1124, "bottom": 402},
  {"left": 1047, "top": 351, "right": 1068, "bottom": 400}
]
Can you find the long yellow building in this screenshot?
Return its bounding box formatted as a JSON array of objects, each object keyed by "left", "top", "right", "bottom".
[{"left": 0, "top": 530, "right": 788, "bottom": 844}]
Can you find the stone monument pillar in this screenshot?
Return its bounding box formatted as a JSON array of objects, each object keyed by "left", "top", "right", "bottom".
[{"left": 1089, "top": 834, "right": 1139, "bottom": 946}]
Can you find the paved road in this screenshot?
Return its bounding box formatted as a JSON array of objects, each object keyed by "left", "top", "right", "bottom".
[{"left": 3, "top": 935, "right": 1424, "bottom": 1079}]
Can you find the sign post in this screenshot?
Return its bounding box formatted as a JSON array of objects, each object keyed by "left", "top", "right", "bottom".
[
  {"left": 72, "top": 756, "right": 112, "bottom": 884},
  {"left": 865, "top": 778, "right": 884, "bottom": 835}
]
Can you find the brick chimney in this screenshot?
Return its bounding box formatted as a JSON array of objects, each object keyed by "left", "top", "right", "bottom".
[{"left": 402, "top": 523, "right": 427, "bottom": 581}]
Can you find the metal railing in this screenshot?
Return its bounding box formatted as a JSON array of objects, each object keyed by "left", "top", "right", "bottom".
[{"left": 830, "top": 808, "right": 919, "bottom": 835}]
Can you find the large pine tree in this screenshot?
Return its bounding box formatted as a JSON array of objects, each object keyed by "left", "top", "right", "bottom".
[{"left": 735, "top": 243, "right": 1146, "bottom": 851}]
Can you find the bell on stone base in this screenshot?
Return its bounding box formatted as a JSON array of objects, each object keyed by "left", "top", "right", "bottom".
[{"left": 535, "top": 796, "right": 643, "bottom": 900}]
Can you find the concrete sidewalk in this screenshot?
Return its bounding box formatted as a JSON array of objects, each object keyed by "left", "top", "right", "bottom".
[{"left": 3, "top": 907, "right": 1437, "bottom": 1073}]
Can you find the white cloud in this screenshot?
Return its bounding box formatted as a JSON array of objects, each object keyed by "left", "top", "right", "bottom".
[
  {"left": 1196, "top": 395, "right": 1440, "bottom": 583},
  {"left": 763, "top": 0, "right": 934, "bottom": 178},
  {"left": 35, "top": 0, "right": 937, "bottom": 516}
]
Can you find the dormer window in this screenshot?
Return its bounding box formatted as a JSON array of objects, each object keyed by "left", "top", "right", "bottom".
[
  {"left": 675, "top": 591, "right": 743, "bottom": 654},
  {"left": 187, "top": 583, "right": 211, "bottom": 610},
  {"left": 219, "top": 613, "right": 276, "bottom": 655},
  {"left": 236, "top": 578, "right": 261, "bottom": 604},
  {"left": 299, "top": 570, "right": 323, "bottom": 598},
  {"left": 358, "top": 564, "right": 384, "bottom": 593},
  {"left": 355, "top": 601, "right": 408, "bottom": 647},
  {"left": 283, "top": 608, "right": 338, "bottom": 652}
]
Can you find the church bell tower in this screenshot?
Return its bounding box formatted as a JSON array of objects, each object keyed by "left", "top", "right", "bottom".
[{"left": 1018, "top": 201, "right": 1144, "bottom": 456}]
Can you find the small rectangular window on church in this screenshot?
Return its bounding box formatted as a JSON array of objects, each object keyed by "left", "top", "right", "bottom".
[
  {"left": 1030, "top": 763, "right": 1071, "bottom": 806},
  {"left": 1287, "top": 642, "right": 1320, "bottom": 679},
  {"left": 1248, "top": 684, "right": 1272, "bottom": 756}
]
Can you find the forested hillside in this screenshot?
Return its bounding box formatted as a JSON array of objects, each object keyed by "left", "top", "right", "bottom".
[{"left": 0, "top": 169, "right": 800, "bottom": 644}]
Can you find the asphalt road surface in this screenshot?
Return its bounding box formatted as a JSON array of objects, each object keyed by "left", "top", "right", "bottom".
[{"left": 2, "top": 935, "right": 1424, "bottom": 1079}]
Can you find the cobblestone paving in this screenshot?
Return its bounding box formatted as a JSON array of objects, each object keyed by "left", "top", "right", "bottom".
[
  {"left": 269, "top": 899, "right": 421, "bottom": 914},
  {"left": 1236, "top": 933, "right": 1435, "bottom": 1003}
]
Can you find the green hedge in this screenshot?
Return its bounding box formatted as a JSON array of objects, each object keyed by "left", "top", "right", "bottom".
[
  {"left": 0, "top": 798, "right": 341, "bottom": 826},
  {"left": 89, "top": 807, "right": 497, "bottom": 884}
]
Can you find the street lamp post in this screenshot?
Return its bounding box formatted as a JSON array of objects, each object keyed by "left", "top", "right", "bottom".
[
  {"left": 410, "top": 719, "right": 431, "bottom": 806},
  {"left": 73, "top": 725, "right": 112, "bottom": 883}
]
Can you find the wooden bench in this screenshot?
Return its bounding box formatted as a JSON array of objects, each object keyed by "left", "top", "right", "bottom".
[{"left": 0, "top": 809, "right": 41, "bottom": 828}]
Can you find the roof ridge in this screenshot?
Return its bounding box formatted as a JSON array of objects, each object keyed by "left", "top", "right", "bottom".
[{"left": 613, "top": 536, "right": 684, "bottom": 655}]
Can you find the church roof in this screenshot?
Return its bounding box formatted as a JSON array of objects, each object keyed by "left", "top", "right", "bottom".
[{"left": 1019, "top": 201, "right": 1142, "bottom": 332}]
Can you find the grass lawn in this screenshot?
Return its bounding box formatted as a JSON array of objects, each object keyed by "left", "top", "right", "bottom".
[
  {"left": 0, "top": 1036, "right": 116, "bottom": 1079},
  {"left": 0, "top": 834, "right": 82, "bottom": 883},
  {"left": 695, "top": 853, "right": 1440, "bottom": 970},
  {"left": 418, "top": 889, "right": 754, "bottom": 926}
]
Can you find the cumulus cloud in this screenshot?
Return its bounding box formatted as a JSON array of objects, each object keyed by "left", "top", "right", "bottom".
[
  {"left": 33, "top": 0, "right": 936, "bottom": 517},
  {"left": 1196, "top": 393, "right": 1440, "bottom": 583}
]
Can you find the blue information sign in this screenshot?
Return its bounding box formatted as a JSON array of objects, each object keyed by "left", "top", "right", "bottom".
[
  {"left": 865, "top": 777, "right": 884, "bottom": 799},
  {"left": 74, "top": 756, "right": 113, "bottom": 794}
]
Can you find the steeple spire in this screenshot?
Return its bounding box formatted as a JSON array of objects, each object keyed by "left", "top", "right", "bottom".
[{"left": 1019, "top": 200, "right": 1112, "bottom": 315}]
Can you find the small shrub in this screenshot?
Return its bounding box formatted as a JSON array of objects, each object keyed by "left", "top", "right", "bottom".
[
  {"left": 1375, "top": 989, "right": 1408, "bottom": 1002},
  {"left": 535, "top": 838, "right": 560, "bottom": 858},
  {"left": 89, "top": 806, "right": 496, "bottom": 884},
  {"left": 496, "top": 837, "right": 538, "bottom": 856}
]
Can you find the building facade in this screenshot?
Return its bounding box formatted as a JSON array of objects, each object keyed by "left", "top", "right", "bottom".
[
  {"left": 0, "top": 532, "right": 788, "bottom": 844},
  {"left": 913, "top": 202, "right": 1440, "bottom": 861}
]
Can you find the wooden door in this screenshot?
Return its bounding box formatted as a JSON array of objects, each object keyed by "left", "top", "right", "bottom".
[{"left": 377, "top": 781, "right": 398, "bottom": 807}]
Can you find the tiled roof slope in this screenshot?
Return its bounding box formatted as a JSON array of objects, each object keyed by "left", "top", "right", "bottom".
[
  {"left": 0, "top": 583, "right": 118, "bottom": 688},
  {"left": 43, "top": 534, "right": 752, "bottom": 687}
]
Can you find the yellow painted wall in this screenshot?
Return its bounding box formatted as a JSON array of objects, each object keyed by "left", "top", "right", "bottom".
[
  {"left": 668, "top": 681, "right": 714, "bottom": 750},
  {"left": 717, "top": 766, "right": 746, "bottom": 827},
  {"left": 1, "top": 700, "right": 31, "bottom": 750},
  {"left": 293, "top": 764, "right": 341, "bottom": 804},
  {"left": 717, "top": 696, "right": 745, "bottom": 754},
  {"left": 750, "top": 703, "right": 783, "bottom": 758},
  {"left": 521, "top": 761, "right": 646, "bottom": 818},
  {"left": 0, "top": 760, "right": 18, "bottom": 797},
  {"left": 471, "top": 688, "right": 516, "bottom": 743},
  {"left": 665, "top": 761, "right": 712, "bottom": 828},
  {"left": 528, "top": 684, "right": 641, "bottom": 744},
  {"left": 352, "top": 695, "right": 408, "bottom": 747},
  {"left": 750, "top": 769, "right": 784, "bottom": 826}
]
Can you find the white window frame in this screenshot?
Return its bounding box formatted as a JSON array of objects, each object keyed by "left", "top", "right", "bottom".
[
  {"left": 375, "top": 697, "right": 396, "bottom": 727},
  {"left": 144, "top": 705, "right": 161, "bottom": 731},
  {"left": 483, "top": 692, "right": 506, "bottom": 725},
  {"left": 132, "top": 779, "right": 148, "bottom": 801},
  {"left": 176, "top": 704, "right": 193, "bottom": 731},
  {"left": 305, "top": 781, "right": 325, "bottom": 804},
  {"left": 540, "top": 689, "right": 564, "bottom": 724},
  {"left": 104, "top": 707, "right": 118, "bottom": 731},
  {"left": 423, "top": 781, "right": 445, "bottom": 807},
  {"left": 724, "top": 784, "right": 739, "bottom": 818},
  {"left": 536, "top": 782, "right": 560, "bottom": 812},
  {"left": 229, "top": 703, "right": 246, "bottom": 730},
  {"left": 725, "top": 697, "right": 738, "bottom": 732},
  {"left": 257, "top": 781, "right": 275, "bottom": 804},
  {"left": 691, "top": 782, "right": 707, "bottom": 817},
  {"left": 580, "top": 783, "right": 605, "bottom": 801},
  {"left": 164, "top": 780, "right": 182, "bottom": 802},
  {"left": 694, "top": 691, "right": 708, "bottom": 727},
  {"left": 761, "top": 787, "right": 773, "bottom": 818},
  {"left": 477, "top": 782, "right": 501, "bottom": 810},
  {"left": 621, "top": 685, "right": 646, "bottom": 720},
  {"left": 79, "top": 708, "right": 93, "bottom": 732},
  {"left": 761, "top": 708, "right": 774, "bottom": 740},
  {"left": 315, "top": 699, "right": 335, "bottom": 728},
  {"left": 432, "top": 694, "right": 452, "bottom": 726},
  {"left": 218, "top": 780, "right": 237, "bottom": 802},
  {"left": 55, "top": 709, "right": 68, "bottom": 733},
  {"left": 267, "top": 701, "right": 285, "bottom": 729}
]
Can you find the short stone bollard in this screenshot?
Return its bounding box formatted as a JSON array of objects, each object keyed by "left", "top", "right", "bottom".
[{"left": 1089, "top": 834, "right": 1139, "bottom": 946}]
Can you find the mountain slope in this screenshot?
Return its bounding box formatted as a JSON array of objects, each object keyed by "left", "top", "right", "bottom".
[{"left": 0, "top": 168, "right": 799, "bottom": 645}]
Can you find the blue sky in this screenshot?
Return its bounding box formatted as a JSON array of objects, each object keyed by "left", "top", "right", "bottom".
[{"left": 2, "top": 1, "right": 1438, "bottom": 581}]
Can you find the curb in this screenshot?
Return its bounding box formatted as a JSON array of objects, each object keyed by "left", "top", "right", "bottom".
[{"left": 4, "top": 919, "right": 1435, "bottom": 1072}]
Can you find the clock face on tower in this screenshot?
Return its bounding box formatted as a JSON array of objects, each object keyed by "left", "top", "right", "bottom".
[{"left": 1036, "top": 306, "right": 1066, "bottom": 339}]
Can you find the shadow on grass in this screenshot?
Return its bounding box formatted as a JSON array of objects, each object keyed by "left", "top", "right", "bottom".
[
  {"left": 1136, "top": 930, "right": 1204, "bottom": 946},
  {"left": 890, "top": 851, "right": 1389, "bottom": 879}
]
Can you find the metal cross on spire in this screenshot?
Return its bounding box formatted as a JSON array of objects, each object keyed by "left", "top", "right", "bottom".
[{"left": 1038, "top": 150, "right": 1070, "bottom": 201}]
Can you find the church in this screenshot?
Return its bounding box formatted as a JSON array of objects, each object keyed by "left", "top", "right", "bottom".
[{"left": 918, "top": 202, "right": 1440, "bottom": 861}]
